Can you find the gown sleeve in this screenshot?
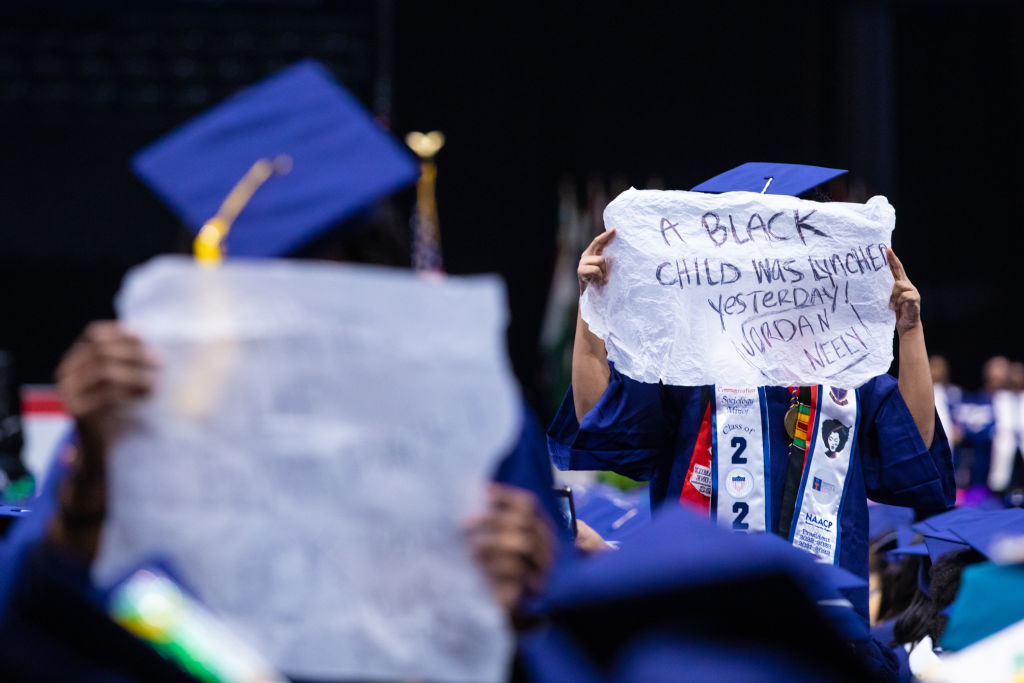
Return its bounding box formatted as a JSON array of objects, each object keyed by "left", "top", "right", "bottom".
[
  {"left": 547, "top": 363, "right": 673, "bottom": 482},
  {"left": 493, "top": 401, "right": 568, "bottom": 542},
  {"left": 859, "top": 374, "right": 956, "bottom": 513}
]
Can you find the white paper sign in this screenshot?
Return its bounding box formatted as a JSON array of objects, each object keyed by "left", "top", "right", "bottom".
[
  {"left": 582, "top": 189, "right": 897, "bottom": 387},
  {"left": 93, "top": 256, "right": 518, "bottom": 683}
]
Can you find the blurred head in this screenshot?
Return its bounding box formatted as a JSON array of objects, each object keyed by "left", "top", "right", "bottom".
[
  {"left": 1009, "top": 362, "right": 1024, "bottom": 392},
  {"left": 984, "top": 356, "right": 1010, "bottom": 393},
  {"left": 929, "top": 355, "right": 950, "bottom": 385}
]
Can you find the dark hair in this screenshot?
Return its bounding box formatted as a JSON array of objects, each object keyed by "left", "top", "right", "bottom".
[
  {"left": 876, "top": 554, "right": 923, "bottom": 625},
  {"left": 290, "top": 201, "right": 412, "bottom": 267},
  {"left": 821, "top": 419, "right": 850, "bottom": 452},
  {"left": 891, "top": 549, "right": 985, "bottom": 646}
]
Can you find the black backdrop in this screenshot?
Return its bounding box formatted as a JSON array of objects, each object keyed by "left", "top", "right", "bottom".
[{"left": 2, "top": 0, "right": 1022, "bottom": 417}]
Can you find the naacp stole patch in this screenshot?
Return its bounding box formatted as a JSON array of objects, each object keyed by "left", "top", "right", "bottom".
[
  {"left": 787, "top": 386, "right": 859, "bottom": 564},
  {"left": 711, "top": 387, "right": 771, "bottom": 533}
]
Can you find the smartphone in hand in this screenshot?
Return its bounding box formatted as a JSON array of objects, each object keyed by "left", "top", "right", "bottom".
[{"left": 553, "top": 486, "right": 577, "bottom": 539}]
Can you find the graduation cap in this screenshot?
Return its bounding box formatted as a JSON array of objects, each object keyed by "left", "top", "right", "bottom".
[
  {"left": 897, "top": 508, "right": 1023, "bottom": 599},
  {"left": 935, "top": 509, "right": 1024, "bottom": 651},
  {"left": 947, "top": 508, "right": 1024, "bottom": 559},
  {"left": 691, "top": 162, "right": 847, "bottom": 196},
  {"left": 132, "top": 59, "right": 420, "bottom": 259},
  {"left": 521, "top": 505, "right": 873, "bottom": 682},
  {"left": 910, "top": 507, "right": 984, "bottom": 562},
  {"left": 884, "top": 542, "right": 929, "bottom": 563},
  {"left": 868, "top": 503, "right": 915, "bottom": 551},
  {"left": 572, "top": 483, "right": 650, "bottom": 545},
  {"left": 0, "top": 504, "right": 30, "bottom": 537},
  {"left": 940, "top": 563, "right": 1024, "bottom": 652},
  {"left": 0, "top": 505, "right": 31, "bottom": 518}
]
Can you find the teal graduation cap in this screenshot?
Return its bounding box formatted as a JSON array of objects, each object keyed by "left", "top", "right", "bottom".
[
  {"left": 132, "top": 59, "right": 420, "bottom": 259},
  {"left": 692, "top": 162, "right": 847, "bottom": 196},
  {"left": 938, "top": 508, "right": 1024, "bottom": 651}
]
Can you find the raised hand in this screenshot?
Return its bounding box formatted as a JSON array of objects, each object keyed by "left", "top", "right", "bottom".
[
  {"left": 465, "top": 484, "right": 555, "bottom": 617},
  {"left": 887, "top": 248, "right": 921, "bottom": 336},
  {"left": 50, "top": 321, "right": 159, "bottom": 560},
  {"left": 55, "top": 321, "right": 159, "bottom": 472},
  {"left": 577, "top": 228, "right": 616, "bottom": 295}
]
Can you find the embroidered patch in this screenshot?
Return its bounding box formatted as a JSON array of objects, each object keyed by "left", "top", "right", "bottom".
[
  {"left": 690, "top": 463, "right": 712, "bottom": 497},
  {"left": 811, "top": 471, "right": 839, "bottom": 504},
  {"left": 726, "top": 467, "right": 754, "bottom": 499}
]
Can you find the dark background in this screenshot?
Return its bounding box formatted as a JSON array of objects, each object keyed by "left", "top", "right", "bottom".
[{"left": 1, "top": 0, "right": 1022, "bottom": 418}]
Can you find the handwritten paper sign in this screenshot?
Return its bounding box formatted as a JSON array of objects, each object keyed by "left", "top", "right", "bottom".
[
  {"left": 93, "top": 256, "right": 517, "bottom": 683},
  {"left": 581, "top": 189, "right": 897, "bottom": 387}
]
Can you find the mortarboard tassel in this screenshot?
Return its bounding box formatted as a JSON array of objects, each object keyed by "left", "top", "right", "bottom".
[
  {"left": 193, "top": 155, "right": 292, "bottom": 265},
  {"left": 406, "top": 131, "right": 445, "bottom": 273}
]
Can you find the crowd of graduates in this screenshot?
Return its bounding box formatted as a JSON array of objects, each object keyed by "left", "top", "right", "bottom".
[
  {"left": 0, "top": 59, "right": 1022, "bottom": 683},
  {"left": 933, "top": 354, "right": 1024, "bottom": 502}
]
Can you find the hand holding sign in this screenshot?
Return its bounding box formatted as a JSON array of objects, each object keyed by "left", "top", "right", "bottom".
[
  {"left": 887, "top": 248, "right": 921, "bottom": 335},
  {"left": 577, "top": 228, "right": 616, "bottom": 295}
]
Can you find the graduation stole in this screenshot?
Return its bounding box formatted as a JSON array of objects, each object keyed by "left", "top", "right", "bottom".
[{"left": 679, "top": 385, "right": 859, "bottom": 565}]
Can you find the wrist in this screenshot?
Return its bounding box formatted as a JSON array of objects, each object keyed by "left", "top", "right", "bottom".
[
  {"left": 897, "top": 321, "right": 924, "bottom": 340},
  {"left": 59, "top": 450, "right": 107, "bottom": 521},
  {"left": 72, "top": 422, "right": 108, "bottom": 479}
]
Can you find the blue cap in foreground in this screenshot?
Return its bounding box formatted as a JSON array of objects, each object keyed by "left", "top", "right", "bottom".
[
  {"left": 132, "top": 60, "right": 420, "bottom": 258},
  {"left": 521, "top": 505, "right": 873, "bottom": 682}
]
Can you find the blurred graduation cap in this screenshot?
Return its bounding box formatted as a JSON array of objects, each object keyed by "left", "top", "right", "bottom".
[
  {"left": 893, "top": 508, "right": 1024, "bottom": 598},
  {"left": 521, "top": 506, "right": 873, "bottom": 682},
  {"left": 691, "top": 162, "right": 847, "bottom": 196},
  {"left": 868, "top": 503, "right": 915, "bottom": 551},
  {"left": 947, "top": 508, "right": 1024, "bottom": 559},
  {"left": 905, "top": 507, "right": 993, "bottom": 562},
  {"left": 132, "top": 59, "right": 420, "bottom": 259},
  {"left": 884, "top": 543, "right": 929, "bottom": 563},
  {"left": 572, "top": 483, "right": 650, "bottom": 545},
  {"left": 938, "top": 509, "right": 1024, "bottom": 651},
  {"left": 0, "top": 504, "right": 30, "bottom": 537}
]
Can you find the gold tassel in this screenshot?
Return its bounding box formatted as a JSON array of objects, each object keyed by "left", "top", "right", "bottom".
[{"left": 193, "top": 155, "right": 292, "bottom": 265}]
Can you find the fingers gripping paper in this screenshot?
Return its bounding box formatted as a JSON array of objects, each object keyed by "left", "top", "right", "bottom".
[
  {"left": 582, "top": 189, "right": 897, "bottom": 387},
  {"left": 93, "top": 256, "right": 518, "bottom": 682}
]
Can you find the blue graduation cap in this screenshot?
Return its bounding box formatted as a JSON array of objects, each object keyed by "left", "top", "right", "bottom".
[
  {"left": 884, "top": 542, "right": 929, "bottom": 563},
  {"left": 907, "top": 508, "right": 977, "bottom": 562},
  {"left": 947, "top": 508, "right": 1024, "bottom": 558},
  {"left": 132, "top": 59, "right": 420, "bottom": 259},
  {"left": 0, "top": 504, "right": 30, "bottom": 536},
  {"left": 573, "top": 483, "right": 650, "bottom": 545},
  {"left": 910, "top": 507, "right": 986, "bottom": 561},
  {"left": 935, "top": 509, "right": 1024, "bottom": 651},
  {"left": 868, "top": 503, "right": 915, "bottom": 549},
  {"left": 521, "top": 505, "right": 873, "bottom": 682},
  {"left": 691, "top": 162, "right": 847, "bottom": 196}
]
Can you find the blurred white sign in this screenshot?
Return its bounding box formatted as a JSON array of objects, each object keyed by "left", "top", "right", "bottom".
[{"left": 94, "top": 256, "right": 518, "bottom": 683}]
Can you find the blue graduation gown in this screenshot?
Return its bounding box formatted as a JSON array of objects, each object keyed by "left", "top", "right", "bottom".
[
  {"left": 494, "top": 402, "right": 567, "bottom": 542},
  {"left": 956, "top": 391, "right": 996, "bottom": 488},
  {"left": 548, "top": 364, "right": 955, "bottom": 619}
]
